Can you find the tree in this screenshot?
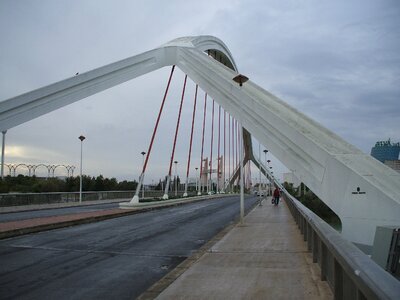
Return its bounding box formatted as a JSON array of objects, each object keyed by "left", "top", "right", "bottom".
[
  {"left": 0, "top": 175, "right": 138, "bottom": 193},
  {"left": 283, "top": 181, "right": 341, "bottom": 229}
]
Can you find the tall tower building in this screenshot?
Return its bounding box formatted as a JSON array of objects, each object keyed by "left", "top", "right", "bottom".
[{"left": 370, "top": 139, "right": 400, "bottom": 163}]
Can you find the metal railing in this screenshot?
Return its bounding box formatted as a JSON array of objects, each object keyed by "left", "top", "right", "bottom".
[
  {"left": 0, "top": 190, "right": 202, "bottom": 207},
  {"left": 0, "top": 191, "right": 136, "bottom": 206},
  {"left": 282, "top": 190, "right": 400, "bottom": 299}
]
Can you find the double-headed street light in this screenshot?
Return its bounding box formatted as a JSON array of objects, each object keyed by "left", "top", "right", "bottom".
[{"left": 78, "top": 135, "right": 86, "bottom": 204}]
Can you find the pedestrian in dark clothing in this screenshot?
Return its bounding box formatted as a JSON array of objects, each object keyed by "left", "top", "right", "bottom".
[{"left": 273, "top": 188, "right": 280, "bottom": 205}]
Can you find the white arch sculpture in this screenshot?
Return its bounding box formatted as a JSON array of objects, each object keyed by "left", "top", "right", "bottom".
[{"left": 0, "top": 36, "right": 399, "bottom": 247}]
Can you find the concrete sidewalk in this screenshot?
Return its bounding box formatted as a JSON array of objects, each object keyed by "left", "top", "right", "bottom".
[{"left": 151, "top": 198, "right": 333, "bottom": 300}]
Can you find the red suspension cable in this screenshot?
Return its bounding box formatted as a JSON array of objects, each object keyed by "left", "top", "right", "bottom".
[
  {"left": 185, "top": 84, "right": 198, "bottom": 178},
  {"left": 199, "top": 93, "right": 207, "bottom": 191},
  {"left": 142, "top": 65, "right": 175, "bottom": 173},
  {"left": 167, "top": 74, "right": 187, "bottom": 176}
]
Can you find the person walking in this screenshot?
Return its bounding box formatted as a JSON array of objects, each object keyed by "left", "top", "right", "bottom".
[{"left": 273, "top": 187, "right": 280, "bottom": 206}]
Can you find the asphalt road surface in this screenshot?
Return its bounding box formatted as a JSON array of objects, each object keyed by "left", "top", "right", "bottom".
[
  {"left": 0, "top": 195, "right": 258, "bottom": 299},
  {"left": 0, "top": 202, "right": 120, "bottom": 223}
]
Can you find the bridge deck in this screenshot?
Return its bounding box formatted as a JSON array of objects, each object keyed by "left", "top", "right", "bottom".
[{"left": 156, "top": 197, "right": 333, "bottom": 299}]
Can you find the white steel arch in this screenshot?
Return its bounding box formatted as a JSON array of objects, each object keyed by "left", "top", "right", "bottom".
[{"left": 0, "top": 35, "right": 399, "bottom": 247}]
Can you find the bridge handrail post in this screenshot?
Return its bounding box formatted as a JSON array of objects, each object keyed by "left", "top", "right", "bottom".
[{"left": 312, "top": 229, "right": 318, "bottom": 263}]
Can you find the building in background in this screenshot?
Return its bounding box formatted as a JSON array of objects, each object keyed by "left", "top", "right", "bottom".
[
  {"left": 371, "top": 139, "right": 400, "bottom": 173},
  {"left": 371, "top": 139, "right": 400, "bottom": 162}
]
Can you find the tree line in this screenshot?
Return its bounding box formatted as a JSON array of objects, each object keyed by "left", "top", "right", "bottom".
[{"left": 0, "top": 175, "right": 138, "bottom": 193}]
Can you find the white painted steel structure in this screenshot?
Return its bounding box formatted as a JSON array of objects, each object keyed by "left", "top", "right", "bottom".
[{"left": 0, "top": 36, "right": 399, "bottom": 247}]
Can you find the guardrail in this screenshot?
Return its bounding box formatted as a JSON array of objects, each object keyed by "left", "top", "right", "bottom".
[
  {"left": 0, "top": 190, "right": 202, "bottom": 207},
  {"left": 0, "top": 191, "right": 135, "bottom": 206},
  {"left": 282, "top": 190, "right": 400, "bottom": 299}
]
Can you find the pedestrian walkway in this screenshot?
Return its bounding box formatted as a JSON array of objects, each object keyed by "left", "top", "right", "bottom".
[{"left": 154, "top": 198, "right": 333, "bottom": 299}]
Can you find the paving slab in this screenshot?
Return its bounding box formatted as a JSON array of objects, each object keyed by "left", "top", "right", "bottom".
[{"left": 155, "top": 199, "right": 333, "bottom": 300}]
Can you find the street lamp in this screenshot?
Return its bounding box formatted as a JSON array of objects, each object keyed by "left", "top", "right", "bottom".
[
  {"left": 263, "top": 149, "right": 268, "bottom": 195},
  {"left": 141, "top": 151, "right": 146, "bottom": 199},
  {"left": 195, "top": 167, "right": 199, "bottom": 194},
  {"left": 268, "top": 162, "right": 273, "bottom": 196},
  {"left": 174, "top": 160, "right": 178, "bottom": 197},
  {"left": 258, "top": 143, "right": 262, "bottom": 206},
  {"left": 78, "top": 135, "right": 86, "bottom": 204},
  {"left": 1, "top": 130, "right": 7, "bottom": 180},
  {"left": 232, "top": 74, "right": 249, "bottom": 87}
]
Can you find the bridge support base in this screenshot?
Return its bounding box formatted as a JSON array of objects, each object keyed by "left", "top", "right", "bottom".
[
  {"left": 119, "top": 194, "right": 140, "bottom": 209},
  {"left": 130, "top": 195, "right": 140, "bottom": 204}
]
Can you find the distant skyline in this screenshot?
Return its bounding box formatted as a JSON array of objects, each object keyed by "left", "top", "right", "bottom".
[{"left": 1, "top": 0, "right": 399, "bottom": 183}]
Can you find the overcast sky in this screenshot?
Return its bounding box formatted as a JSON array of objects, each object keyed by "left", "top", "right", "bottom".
[{"left": 0, "top": 0, "right": 399, "bottom": 184}]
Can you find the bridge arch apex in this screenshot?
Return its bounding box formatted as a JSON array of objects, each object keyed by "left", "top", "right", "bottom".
[{"left": 162, "top": 35, "right": 238, "bottom": 71}]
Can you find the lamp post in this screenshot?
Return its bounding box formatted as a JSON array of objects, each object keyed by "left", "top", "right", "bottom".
[
  {"left": 195, "top": 167, "right": 199, "bottom": 194},
  {"left": 239, "top": 124, "right": 244, "bottom": 224},
  {"left": 268, "top": 162, "right": 272, "bottom": 195},
  {"left": 263, "top": 149, "right": 268, "bottom": 194},
  {"left": 78, "top": 135, "right": 85, "bottom": 204},
  {"left": 141, "top": 151, "right": 146, "bottom": 199},
  {"left": 258, "top": 143, "right": 262, "bottom": 206},
  {"left": 1, "top": 130, "right": 7, "bottom": 180},
  {"left": 174, "top": 160, "right": 178, "bottom": 197}
]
